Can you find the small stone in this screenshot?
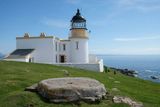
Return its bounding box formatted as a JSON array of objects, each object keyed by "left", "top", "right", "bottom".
[
  {"left": 25, "top": 83, "right": 38, "bottom": 92},
  {"left": 132, "top": 102, "right": 143, "bottom": 107},
  {"left": 64, "top": 70, "right": 69, "bottom": 77},
  {"left": 111, "top": 88, "right": 119, "bottom": 92},
  {"left": 114, "top": 81, "right": 120, "bottom": 84},
  {"left": 108, "top": 77, "right": 114, "bottom": 80},
  {"left": 61, "top": 69, "right": 70, "bottom": 77},
  {"left": 113, "top": 96, "right": 123, "bottom": 103},
  {"left": 113, "top": 96, "right": 143, "bottom": 107}
]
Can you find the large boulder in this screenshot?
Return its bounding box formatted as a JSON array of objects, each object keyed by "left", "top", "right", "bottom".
[{"left": 37, "top": 77, "right": 106, "bottom": 103}]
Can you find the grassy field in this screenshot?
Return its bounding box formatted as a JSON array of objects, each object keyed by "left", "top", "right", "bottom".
[{"left": 0, "top": 61, "right": 160, "bottom": 107}]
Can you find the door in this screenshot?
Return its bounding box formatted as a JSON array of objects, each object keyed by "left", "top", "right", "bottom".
[
  {"left": 29, "top": 57, "right": 34, "bottom": 63},
  {"left": 60, "top": 55, "right": 65, "bottom": 63},
  {"left": 29, "top": 58, "right": 32, "bottom": 63}
]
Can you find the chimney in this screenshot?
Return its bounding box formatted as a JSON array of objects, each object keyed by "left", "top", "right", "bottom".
[
  {"left": 24, "top": 33, "right": 29, "bottom": 38},
  {"left": 40, "top": 32, "right": 46, "bottom": 38}
]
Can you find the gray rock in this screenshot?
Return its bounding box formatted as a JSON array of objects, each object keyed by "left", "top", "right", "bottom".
[
  {"left": 63, "top": 70, "right": 70, "bottom": 77},
  {"left": 114, "top": 81, "right": 120, "bottom": 84},
  {"left": 25, "top": 83, "right": 38, "bottom": 92},
  {"left": 150, "top": 76, "right": 159, "bottom": 80},
  {"left": 37, "top": 77, "right": 106, "bottom": 103},
  {"left": 108, "top": 77, "right": 114, "bottom": 80},
  {"left": 113, "top": 96, "right": 143, "bottom": 107},
  {"left": 110, "top": 67, "right": 138, "bottom": 77},
  {"left": 111, "top": 88, "right": 119, "bottom": 92}
]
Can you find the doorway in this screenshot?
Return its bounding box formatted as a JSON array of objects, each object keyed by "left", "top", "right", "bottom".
[
  {"left": 29, "top": 57, "right": 34, "bottom": 63},
  {"left": 60, "top": 55, "right": 66, "bottom": 63}
]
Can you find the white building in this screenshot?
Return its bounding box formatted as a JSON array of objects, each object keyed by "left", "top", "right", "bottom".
[{"left": 4, "top": 9, "right": 104, "bottom": 72}]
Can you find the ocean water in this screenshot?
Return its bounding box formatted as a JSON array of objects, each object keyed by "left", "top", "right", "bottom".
[{"left": 97, "top": 55, "right": 160, "bottom": 83}]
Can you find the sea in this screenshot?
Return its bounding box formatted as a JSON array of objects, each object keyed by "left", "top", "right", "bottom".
[{"left": 97, "top": 55, "right": 160, "bottom": 83}]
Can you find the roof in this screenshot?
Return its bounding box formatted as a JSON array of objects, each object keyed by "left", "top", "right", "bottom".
[
  {"left": 16, "top": 36, "right": 54, "bottom": 39},
  {"left": 5, "top": 49, "right": 35, "bottom": 59},
  {"left": 10, "top": 49, "right": 34, "bottom": 56},
  {"left": 71, "top": 9, "right": 86, "bottom": 22}
]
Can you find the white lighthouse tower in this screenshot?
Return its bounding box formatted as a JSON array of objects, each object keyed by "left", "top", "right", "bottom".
[{"left": 69, "top": 9, "right": 89, "bottom": 63}]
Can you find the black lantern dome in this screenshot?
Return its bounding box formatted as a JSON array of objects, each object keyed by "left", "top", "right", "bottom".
[{"left": 71, "top": 9, "right": 87, "bottom": 30}]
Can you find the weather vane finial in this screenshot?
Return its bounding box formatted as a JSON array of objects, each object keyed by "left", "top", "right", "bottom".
[{"left": 76, "top": 8, "right": 80, "bottom": 15}]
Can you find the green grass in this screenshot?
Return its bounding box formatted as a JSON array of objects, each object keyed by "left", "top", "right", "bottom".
[{"left": 0, "top": 61, "right": 160, "bottom": 107}]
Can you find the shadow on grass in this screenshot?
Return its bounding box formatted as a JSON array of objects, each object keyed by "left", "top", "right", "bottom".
[{"left": 25, "top": 90, "right": 106, "bottom": 107}]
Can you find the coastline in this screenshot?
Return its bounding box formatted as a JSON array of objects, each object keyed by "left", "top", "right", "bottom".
[{"left": 98, "top": 55, "right": 160, "bottom": 83}]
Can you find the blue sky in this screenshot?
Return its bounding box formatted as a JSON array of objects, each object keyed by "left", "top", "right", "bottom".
[{"left": 1, "top": 0, "right": 160, "bottom": 55}]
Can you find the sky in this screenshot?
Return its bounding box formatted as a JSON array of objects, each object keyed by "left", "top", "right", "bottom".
[{"left": 0, "top": 0, "right": 160, "bottom": 55}]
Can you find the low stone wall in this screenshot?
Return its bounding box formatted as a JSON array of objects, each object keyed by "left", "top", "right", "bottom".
[
  {"left": 4, "top": 58, "right": 28, "bottom": 62},
  {"left": 55, "top": 59, "right": 104, "bottom": 72}
]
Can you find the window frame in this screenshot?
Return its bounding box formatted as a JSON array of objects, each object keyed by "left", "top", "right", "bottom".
[
  {"left": 76, "top": 41, "right": 79, "bottom": 50},
  {"left": 63, "top": 44, "right": 66, "bottom": 51},
  {"left": 55, "top": 42, "right": 58, "bottom": 51}
]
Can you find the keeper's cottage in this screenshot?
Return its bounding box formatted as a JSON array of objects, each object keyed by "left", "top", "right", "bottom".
[{"left": 4, "top": 9, "right": 104, "bottom": 72}]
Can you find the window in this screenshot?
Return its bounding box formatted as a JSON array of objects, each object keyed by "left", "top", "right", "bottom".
[
  {"left": 56, "top": 55, "right": 58, "bottom": 63},
  {"left": 55, "top": 42, "right": 57, "bottom": 51},
  {"left": 63, "top": 44, "right": 66, "bottom": 51},
  {"left": 59, "top": 43, "right": 61, "bottom": 51},
  {"left": 76, "top": 41, "right": 79, "bottom": 49}
]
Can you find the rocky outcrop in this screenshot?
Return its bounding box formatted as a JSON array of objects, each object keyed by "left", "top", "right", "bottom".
[
  {"left": 150, "top": 76, "right": 159, "bottom": 80},
  {"left": 110, "top": 67, "right": 138, "bottom": 77},
  {"left": 113, "top": 96, "right": 143, "bottom": 107},
  {"left": 26, "top": 77, "right": 107, "bottom": 103}
]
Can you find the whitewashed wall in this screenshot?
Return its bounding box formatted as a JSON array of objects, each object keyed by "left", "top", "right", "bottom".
[
  {"left": 58, "top": 40, "right": 71, "bottom": 63},
  {"left": 69, "top": 38, "right": 89, "bottom": 63},
  {"left": 89, "top": 54, "right": 98, "bottom": 63},
  {"left": 16, "top": 38, "right": 55, "bottom": 64},
  {"left": 98, "top": 59, "right": 104, "bottom": 72}
]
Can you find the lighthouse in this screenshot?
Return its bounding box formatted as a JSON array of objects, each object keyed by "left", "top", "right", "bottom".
[
  {"left": 69, "top": 9, "right": 89, "bottom": 63},
  {"left": 5, "top": 9, "right": 104, "bottom": 72}
]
